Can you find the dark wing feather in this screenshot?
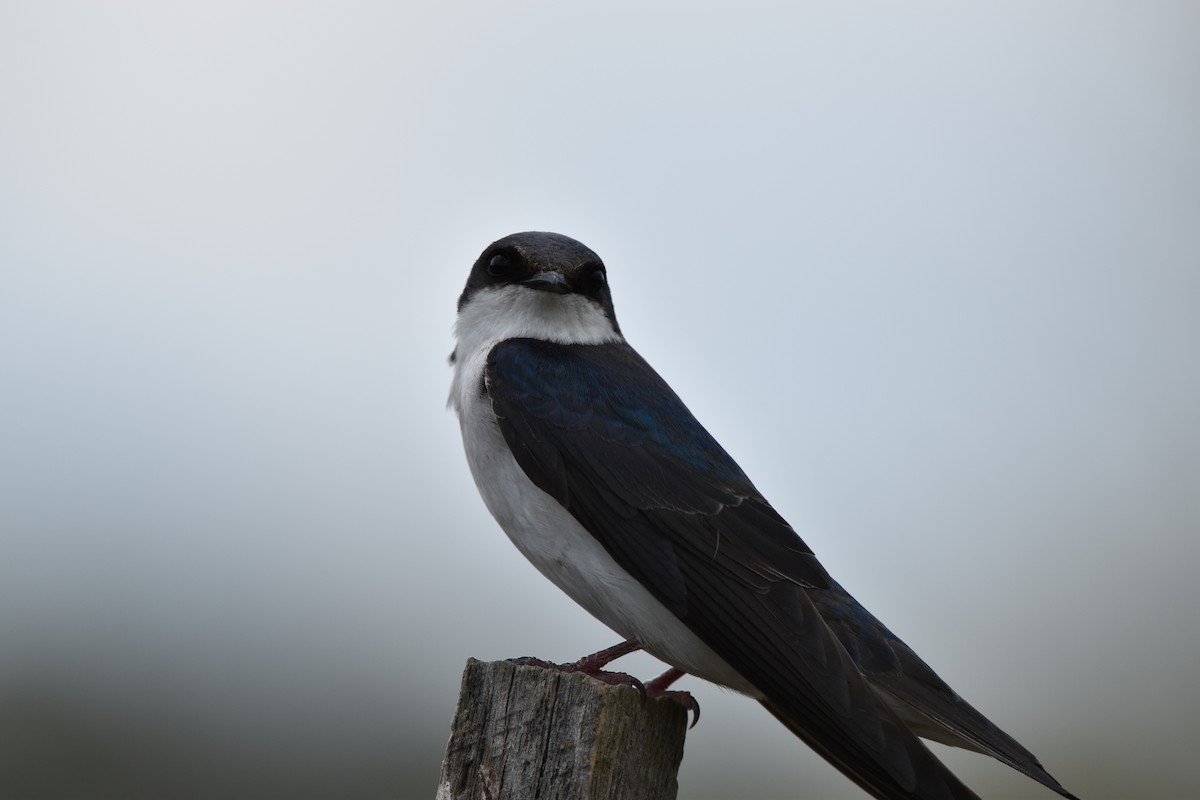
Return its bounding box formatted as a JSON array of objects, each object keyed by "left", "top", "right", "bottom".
[
  {"left": 486, "top": 339, "right": 980, "bottom": 800},
  {"left": 812, "top": 585, "right": 1079, "bottom": 799}
]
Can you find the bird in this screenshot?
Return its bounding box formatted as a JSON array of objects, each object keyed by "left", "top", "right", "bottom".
[{"left": 448, "top": 231, "right": 1078, "bottom": 800}]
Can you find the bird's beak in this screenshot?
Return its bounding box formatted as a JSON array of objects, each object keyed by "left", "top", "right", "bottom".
[{"left": 522, "top": 271, "right": 572, "bottom": 294}]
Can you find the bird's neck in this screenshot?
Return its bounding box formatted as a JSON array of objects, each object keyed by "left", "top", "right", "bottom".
[{"left": 449, "top": 286, "right": 622, "bottom": 413}]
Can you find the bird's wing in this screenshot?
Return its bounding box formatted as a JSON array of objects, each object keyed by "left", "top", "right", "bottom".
[
  {"left": 485, "top": 338, "right": 980, "bottom": 800},
  {"left": 812, "top": 585, "right": 1078, "bottom": 799}
]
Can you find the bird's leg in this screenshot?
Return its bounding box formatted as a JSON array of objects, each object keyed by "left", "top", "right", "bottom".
[
  {"left": 509, "top": 639, "right": 647, "bottom": 693},
  {"left": 645, "top": 667, "right": 700, "bottom": 728},
  {"left": 510, "top": 644, "right": 700, "bottom": 726},
  {"left": 571, "top": 638, "right": 644, "bottom": 672}
]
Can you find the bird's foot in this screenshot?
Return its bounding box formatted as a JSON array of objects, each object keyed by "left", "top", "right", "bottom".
[
  {"left": 508, "top": 643, "right": 699, "bottom": 726},
  {"left": 645, "top": 667, "right": 700, "bottom": 728},
  {"left": 508, "top": 640, "right": 647, "bottom": 694}
]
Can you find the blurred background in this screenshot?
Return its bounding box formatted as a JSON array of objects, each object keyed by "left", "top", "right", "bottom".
[{"left": 2, "top": 2, "right": 1197, "bottom": 798}]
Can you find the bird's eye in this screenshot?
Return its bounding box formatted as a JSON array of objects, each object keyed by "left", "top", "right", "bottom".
[
  {"left": 590, "top": 269, "right": 607, "bottom": 290},
  {"left": 487, "top": 253, "right": 512, "bottom": 278}
]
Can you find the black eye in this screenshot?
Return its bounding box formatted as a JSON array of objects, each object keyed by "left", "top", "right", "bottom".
[
  {"left": 487, "top": 253, "right": 512, "bottom": 277},
  {"left": 589, "top": 269, "right": 607, "bottom": 291}
]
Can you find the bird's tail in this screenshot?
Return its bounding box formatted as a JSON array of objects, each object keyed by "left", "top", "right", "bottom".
[{"left": 759, "top": 697, "right": 982, "bottom": 800}]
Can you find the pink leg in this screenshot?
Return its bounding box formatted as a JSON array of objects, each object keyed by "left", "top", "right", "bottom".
[
  {"left": 645, "top": 667, "right": 700, "bottom": 727},
  {"left": 574, "top": 639, "right": 643, "bottom": 672},
  {"left": 509, "top": 639, "right": 647, "bottom": 693}
]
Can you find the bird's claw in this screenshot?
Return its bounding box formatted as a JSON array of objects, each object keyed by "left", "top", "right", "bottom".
[
  {"left": 647, "top": 688, "right": 700, "bottom": 728},
  {"left": 579, "top": 668, "right": 647, "bottom": 696},
  {"left": 507, "top": 655, "right": 647, "bottom": 696},
  {"left": 642, "top": 666, "right": 699, "bottom": 727}
]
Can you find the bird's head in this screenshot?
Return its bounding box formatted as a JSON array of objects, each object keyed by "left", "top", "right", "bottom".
[{"left": 453, "top": 232, "right": 623, "bottom": 359}]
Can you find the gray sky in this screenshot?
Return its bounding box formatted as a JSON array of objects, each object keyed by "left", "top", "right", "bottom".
[{"left": 2, "top": 2, "right": 1198, "bottom": 798}]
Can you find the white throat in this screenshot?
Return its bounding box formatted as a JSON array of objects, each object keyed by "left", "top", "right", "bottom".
[{"left": 449, "top": 285, "right": 622, "bottom": 411}]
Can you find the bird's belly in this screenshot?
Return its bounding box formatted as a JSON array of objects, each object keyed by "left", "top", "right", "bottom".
[{"left": 459, "top": 402, "right": 759, "bottom": 697}]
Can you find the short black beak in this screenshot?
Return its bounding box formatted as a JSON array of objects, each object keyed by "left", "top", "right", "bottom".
[{"left": 522, "top": 271, "right": 572, "bottom": 294}]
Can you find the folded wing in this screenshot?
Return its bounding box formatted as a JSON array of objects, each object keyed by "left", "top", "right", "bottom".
[{"left": 486, "top": 338, "right": 985, "bottom": 800}]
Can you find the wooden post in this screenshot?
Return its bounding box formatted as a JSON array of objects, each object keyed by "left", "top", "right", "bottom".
[{"left": 436, "top": 658, "right": 688, "bottom": 800}]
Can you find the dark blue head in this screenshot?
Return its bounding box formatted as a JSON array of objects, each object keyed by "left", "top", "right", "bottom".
[{"left": 458, "top": 232, "right": 620, "bottom": 334}]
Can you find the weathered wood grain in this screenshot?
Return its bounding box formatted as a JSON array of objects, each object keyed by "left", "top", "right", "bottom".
[{"left": 436, "top": 658, "right": 687, "bottom": 800}]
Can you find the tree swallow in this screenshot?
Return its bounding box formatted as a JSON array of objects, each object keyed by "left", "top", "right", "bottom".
[{"left": 449, "top": 232, "right": 1077, "bottom": 800}]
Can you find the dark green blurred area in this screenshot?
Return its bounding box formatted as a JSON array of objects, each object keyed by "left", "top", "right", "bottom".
[{"left": 1, "top": 671, "right": 440, "bottom": 799}]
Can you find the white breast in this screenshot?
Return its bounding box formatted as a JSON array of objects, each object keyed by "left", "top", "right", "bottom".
[{"left": 449, "top": 286, "right": 758, "bottom": 694}]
